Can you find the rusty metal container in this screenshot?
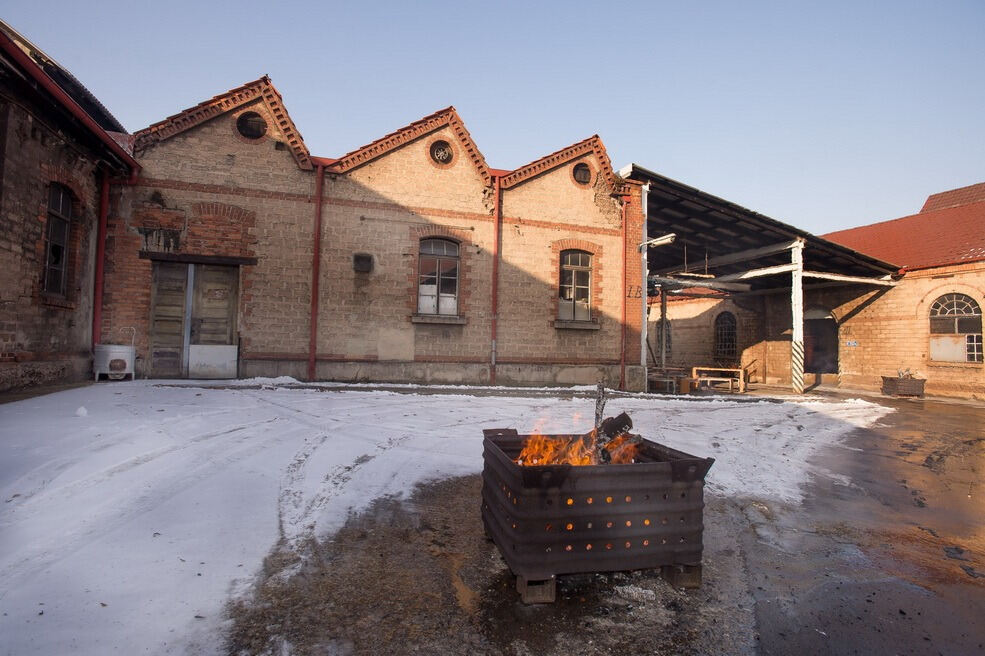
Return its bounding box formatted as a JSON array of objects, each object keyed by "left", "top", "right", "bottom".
[
  {"left": 881, "top": 376, "right": 925, "bottom": 397},
  {"left": 481, "top": 428, "right": 714, "bottom": 603}
]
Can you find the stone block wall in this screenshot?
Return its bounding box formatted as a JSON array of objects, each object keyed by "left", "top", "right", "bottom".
[{"left": 0, "top": 98, "right": 103, "bottom": 391}]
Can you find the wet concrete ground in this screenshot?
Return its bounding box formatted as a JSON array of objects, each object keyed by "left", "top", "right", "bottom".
[{"left": 746, "top": 394, "right": 985, "bottom": 655}]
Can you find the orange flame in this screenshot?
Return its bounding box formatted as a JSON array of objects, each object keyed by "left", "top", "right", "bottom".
[{"left": 515, "top": 431, "right": 640, "bottom": 466}]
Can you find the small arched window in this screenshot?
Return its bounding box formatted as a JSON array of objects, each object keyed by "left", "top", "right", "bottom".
[
  {"left": 44, "top": 183, "right": 74, "bottom": 295},
  {"left": 559, "top": 250, "right": 592, "bottom": 321},
  {"left": 418, "top": 238, "right": 459, "bottom": 315},
  {"left": 714, "top": 311, "right": 737, "bottom": 361},
  {"left": 930, "top": 293, "right": 983, "bottom": 363}
]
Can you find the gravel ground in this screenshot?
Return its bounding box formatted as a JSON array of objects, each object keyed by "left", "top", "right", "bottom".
[{"left": 225, "top": 475, "right": 757, "bottom": 656}]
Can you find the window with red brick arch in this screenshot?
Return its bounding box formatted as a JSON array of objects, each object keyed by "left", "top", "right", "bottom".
[{"left": 929, "top": 293, "right": 983, "bottom": 363}]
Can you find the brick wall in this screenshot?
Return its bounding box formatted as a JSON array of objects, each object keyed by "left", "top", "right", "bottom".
[
  {"left": 659, "top": 261, "right": 985, "bottom": 399},
  {"left": 106, "top": 103, "right": 646, "bottom": 389},
  {"left": 0, "top": 97, "right": 103, "bottom": 391}
]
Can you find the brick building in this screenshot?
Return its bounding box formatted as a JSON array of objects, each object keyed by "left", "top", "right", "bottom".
[
  {"left": 3, "top": 21, "right": 979, "bottom": 399},
  {"left": 629, "top": 165, "right": 984, "bottom": 401},
  {"left": 99, "top": 78, "right": 647, "bottom": 390},
  {"left": 0, "top": 22, "right": 138, "bottom": 392}
]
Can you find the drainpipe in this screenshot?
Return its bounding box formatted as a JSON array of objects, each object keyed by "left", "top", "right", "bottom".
[
  {"left": 619, "top": 195, "right": 628, "bottom": 391},
  {"left": 307, "top": 164, "right": 325, "bottom": 382},
  {"left": 490, "top": 175, "right": 502, "bottom": 384},
  {"left": 640, "top": 183, "right": 650, "bottom": 371},
  {"left": 91, "top": 168, "right": 110, "bottom": 349}
]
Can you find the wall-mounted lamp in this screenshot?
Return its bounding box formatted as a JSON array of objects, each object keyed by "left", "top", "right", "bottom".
[{"left": 638, "top": 233, "right": 676, "bottom": 251}]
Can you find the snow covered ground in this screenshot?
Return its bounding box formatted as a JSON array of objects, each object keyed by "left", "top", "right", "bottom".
[{"left": 0, "top": 380, "right": 893, "bottom": 655}]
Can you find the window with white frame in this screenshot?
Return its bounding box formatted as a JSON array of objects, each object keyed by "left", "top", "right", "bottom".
[
  {"left": 44, "top": 184, "right": 73, "bottom": 296},
  {"left": 418, "top": 238, "right": 459, "bottom": 315},
  {"left": 558, "top": 250, "right": 592, "bottom": 321},
  {"left": 929, "top": 293, "right": 983, "bottom": 363}
]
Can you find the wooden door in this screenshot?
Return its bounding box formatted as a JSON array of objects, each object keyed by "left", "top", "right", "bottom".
[
  {"left": 190, "top": 265, "right": 238, "bottom": 346},
  {"left": 149, "top": 262, "right": 188, "bottom": 377}
]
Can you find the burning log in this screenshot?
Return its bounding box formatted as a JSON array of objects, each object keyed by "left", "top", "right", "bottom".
[{"left": 515, "top": 412, "right": 642, "bottom": 466}]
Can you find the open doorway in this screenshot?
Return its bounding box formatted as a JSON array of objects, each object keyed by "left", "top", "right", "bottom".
[{"left": 804, "top": 308, "right": 838, "bottom": 375}]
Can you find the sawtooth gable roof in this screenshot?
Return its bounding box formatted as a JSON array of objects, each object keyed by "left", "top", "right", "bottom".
[
  {"left": 327, "top": 107, "right": 491, "bottom": 186},
  {"left": 500, "top": 135, "right": 617, "bottom": 190},
  {"left": 133, "top": 76, "right": 312, "bottom": 170},
  {"left": 823, "top": 198, "right": 985, "bottom": 271}
]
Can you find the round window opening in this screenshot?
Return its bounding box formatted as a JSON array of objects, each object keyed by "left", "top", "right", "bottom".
[
  {"left": 236, "top": 112, "right": 267, "bottom": 139},
  {"left": 429, "top": 140, "right": 454, "bottom": 165},
  {"left": 573, "top": 163, "right": 592, "bottom": 185}
]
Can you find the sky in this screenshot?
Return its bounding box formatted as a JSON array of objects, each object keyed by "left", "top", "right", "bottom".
[{"left": 3, "top": 1, "right": 983, "bottom": 234}]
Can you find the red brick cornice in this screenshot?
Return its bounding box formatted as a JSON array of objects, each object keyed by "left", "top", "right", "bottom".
[
  {"left": 328, "top": 107, "right": 491, "bottom": 186},
  {"left": 501, "top": 135, "right": 617, "bottom": 191},
  {"left": 133, "top": 76, "right": 313, "bottom": 171}
]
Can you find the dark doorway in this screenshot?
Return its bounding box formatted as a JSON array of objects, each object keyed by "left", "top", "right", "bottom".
[{"left": 805, "top": 318, "right": 838, "bottom": 374}]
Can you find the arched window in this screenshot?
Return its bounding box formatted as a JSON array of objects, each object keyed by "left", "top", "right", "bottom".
[
  {"left": 44, "top": 183, "right": 74, "bottom": 295},
  {"left": 418, "top": 238, "right": 459, "bottom": 315},
  {"left": 558, "top": 250, "right": 592, "bottom": 321},
  {"left": 930, "top": 293, "right": 983, "bottom": 363},
  {"left": 714, "top": 311, "right": 737, "bottom": 361}
]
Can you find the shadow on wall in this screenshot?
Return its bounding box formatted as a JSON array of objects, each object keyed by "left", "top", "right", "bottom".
[
  {"left": 107, "top": 147, "right": 642, "bottom": 389},
  {"left": 646, "top": 285, "right": 888, "bottom": 387}
]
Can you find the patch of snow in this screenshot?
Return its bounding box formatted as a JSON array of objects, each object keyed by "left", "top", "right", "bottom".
[{"left": 0, "top": 383, "right": 893, "bottom": 654}]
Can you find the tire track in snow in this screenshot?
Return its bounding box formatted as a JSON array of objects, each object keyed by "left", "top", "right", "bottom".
[
  {"left": 2, "top": 416, "right": 280, "bottom": 515},
  {"left": 277, "top": 432, "right": 414, "bottom": 553},
  {"left": 0, "top": 417, "right": 306, "bottom": 596}
]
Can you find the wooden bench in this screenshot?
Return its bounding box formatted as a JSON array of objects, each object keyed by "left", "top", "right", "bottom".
[
  {"left": 648, "top": 366, "right": 689, "bottom": 394},
  {"left": 691, "top": 366, "right": 746, "bottom": 393}
]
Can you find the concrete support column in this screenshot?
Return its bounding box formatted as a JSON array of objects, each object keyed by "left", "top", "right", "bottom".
[{"left": 790, "top": 240, "right": 805, "bottom": 393}]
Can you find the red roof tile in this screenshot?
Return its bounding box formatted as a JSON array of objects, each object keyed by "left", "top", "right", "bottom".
[
  {"left": 921, "top": 182, "right": 985, "bottom": 212},
  {"left": 823, "top": 199, "right": 985, "bottom": 270}
]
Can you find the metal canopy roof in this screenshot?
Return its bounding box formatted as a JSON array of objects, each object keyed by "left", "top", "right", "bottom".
[{"left": 624, "top": 164, "right": 900, "bottom": 292}]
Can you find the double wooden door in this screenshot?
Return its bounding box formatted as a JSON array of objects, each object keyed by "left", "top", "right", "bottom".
[{"left": 149, "top": 262, "right": 239, "bottom": 378}]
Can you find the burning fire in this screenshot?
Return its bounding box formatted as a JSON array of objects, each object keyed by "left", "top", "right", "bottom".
[{"left": 515, "top": 431, "right": 640, "bottom": 466}]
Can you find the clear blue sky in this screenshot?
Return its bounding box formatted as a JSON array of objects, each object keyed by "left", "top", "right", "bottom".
[{"left": 5, "top": 1, "right": 983, "bottom": 233}]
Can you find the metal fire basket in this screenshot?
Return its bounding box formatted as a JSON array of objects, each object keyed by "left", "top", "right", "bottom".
[{"left": 481, "top": 428, "right": 714, "bottom": 603}]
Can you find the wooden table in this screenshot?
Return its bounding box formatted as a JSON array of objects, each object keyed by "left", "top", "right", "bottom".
[{"left": 691, "top": 366, "right": 746, "bottom": 393}]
